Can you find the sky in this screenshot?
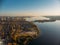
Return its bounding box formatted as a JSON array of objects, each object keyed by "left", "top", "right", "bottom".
[{"left": 0, "top": 0, "right": 60, "bottom": 16}]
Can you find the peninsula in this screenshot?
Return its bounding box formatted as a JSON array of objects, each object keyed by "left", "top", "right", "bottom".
[{"left": 0, "top": 16, "right": 40, "bottom": 45}]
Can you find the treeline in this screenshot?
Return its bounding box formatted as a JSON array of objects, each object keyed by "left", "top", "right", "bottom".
[{"left": 44, "top": 16, "right": 60, "bottom": 20}]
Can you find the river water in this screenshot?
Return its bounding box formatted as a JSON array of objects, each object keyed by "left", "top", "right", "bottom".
[{"left": 29, "top": 20, "right": 60, "bottom": 45}]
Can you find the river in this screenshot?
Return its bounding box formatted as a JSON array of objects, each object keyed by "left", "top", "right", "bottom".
[{"left": 29, "top": 20, "right": 60, "bottom": 45}]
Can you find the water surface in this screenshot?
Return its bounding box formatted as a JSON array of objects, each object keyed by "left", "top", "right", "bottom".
[{"left": 29, "top": 20, "right": 60, "bottom": 45}]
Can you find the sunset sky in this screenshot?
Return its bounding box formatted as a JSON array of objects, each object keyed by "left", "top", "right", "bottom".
[{"left": 0, "top": 0, "right": 60, "bottom": 16}]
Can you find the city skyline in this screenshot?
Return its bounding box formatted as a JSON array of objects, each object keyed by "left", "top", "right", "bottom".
[{"left": 0, "top": 0, "right": 60, "bottom": 16}]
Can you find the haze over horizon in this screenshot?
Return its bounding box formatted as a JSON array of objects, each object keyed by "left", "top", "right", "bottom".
[{"left": 0, "top": 0, "right": 60, "bottom": 16}]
